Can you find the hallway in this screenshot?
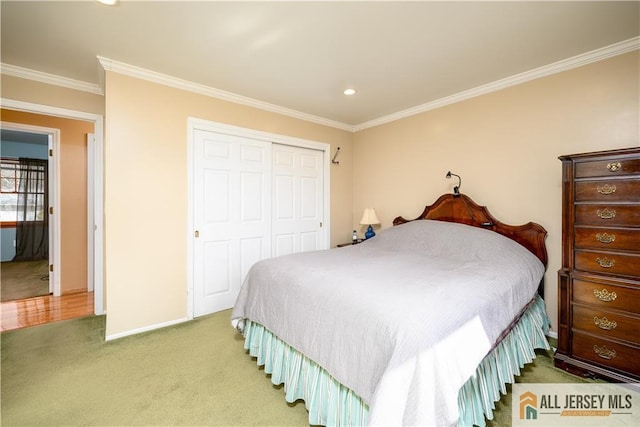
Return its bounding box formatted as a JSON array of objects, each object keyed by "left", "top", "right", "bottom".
[{"left": 0, "top": 292, "right": 94, "bottom": 332}]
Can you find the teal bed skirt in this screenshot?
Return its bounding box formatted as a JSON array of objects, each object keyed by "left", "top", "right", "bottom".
[{"left": 242, "top": 295, "right": 550, "bottom": 426}]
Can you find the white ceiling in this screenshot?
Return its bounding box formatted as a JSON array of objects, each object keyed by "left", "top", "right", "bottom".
[{"left": 1, "top": 1, "right": 638, "bottom": 128}]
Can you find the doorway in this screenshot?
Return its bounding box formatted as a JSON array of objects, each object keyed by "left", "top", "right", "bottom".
[
  {"left": 0, "top": 99, "right": 105, "bottom": 326},
  {"left": 1, "top": 127, "right": 57, "bottom": 301}
]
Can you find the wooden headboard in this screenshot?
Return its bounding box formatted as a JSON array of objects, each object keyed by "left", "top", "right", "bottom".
[{"left": 393, "top": 193, "right": 548, "bottom": 267}]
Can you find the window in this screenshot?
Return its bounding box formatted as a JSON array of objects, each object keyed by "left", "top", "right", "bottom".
[{"left": 1, "top": 158, "right": 47, "bottom": 225}]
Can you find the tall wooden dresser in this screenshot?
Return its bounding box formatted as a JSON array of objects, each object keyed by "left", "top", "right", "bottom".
[{"left": 555, "top": 147, "right": 640, "bottom": 382}]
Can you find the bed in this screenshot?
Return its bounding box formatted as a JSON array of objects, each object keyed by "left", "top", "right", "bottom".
[{"left": 231, "top": 193, "right": 550, "bottom": 426}]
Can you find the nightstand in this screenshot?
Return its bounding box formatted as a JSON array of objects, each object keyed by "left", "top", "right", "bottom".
[{"left": 337, "top": 239, "right": 363, "bottom": 247}]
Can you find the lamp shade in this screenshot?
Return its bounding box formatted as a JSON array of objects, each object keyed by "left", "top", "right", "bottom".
[{"left": 359, "top": 208, "right": 380, "bottom": 225}]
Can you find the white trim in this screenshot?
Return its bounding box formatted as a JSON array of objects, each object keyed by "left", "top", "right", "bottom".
[
  {"left": 105, "top": 317, "right": 190, "bottom": 341},
  {"left": 547, "top": 330, "right": 558, "bottom": 340},
  {"left": 355, "top": 36, "right": 640, "bottom": 131},
  {"left": 50, "top": 131, "right": 61, "bottom": 296},
  {"left": 1, "top": 98, "right": 105, "bottom": 315},
  {"left": 1, "top": 99, "right": 103, "bottom": 122},
  {"left": 189, "top": 117, "right": 332, "bottom": 154},
  {"left": 90, "top": 119, "right": 104, "bottom": 313},
  {"left": 0, "top": 63, "right": 104, "bottom": 96},
  {"left": 87, "top": 134, "right": 96, "bottom": 293},
  {"left": 186, "top": 119, "right": 195, "bottom": 320},
  {"left": 98, "top": 56, "right": 353, "bottom": 132},
  {"left": 0, "top": 122, "right": 61, "bottom": 297},
  {"left": 48, "top": 134, "right": 55, "bottom": 295},
  {"left": 186, "top": 118, "right": 331, "bottom": 320}
]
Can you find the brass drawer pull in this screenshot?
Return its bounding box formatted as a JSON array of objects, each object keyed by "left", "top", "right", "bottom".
[
  {"left": 595, "top": 257, "right": 615, "bottom": 268},
  {"left": 593, "top": 288, "right": 617, "bottom": 302},
  {"left": 606, "top": 162, "right": 621, "bottom": 172},
  {"left": 596, "top": 184, "right": 616, "bottom": 195},
  {"left": 593, "top": 344, "right": 616, "bottom": 360},
  {"left": 593, "top": 316, "right": 617, "bottom": 330},
  {"left": 596, "top": 208, "right": 616, "bottom": 219},
  {"left": 595, "top": 233, "right": 616, "bottom": 244}
]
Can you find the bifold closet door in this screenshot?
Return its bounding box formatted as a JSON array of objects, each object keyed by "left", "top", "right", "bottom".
[
  {"left": 193, "top": 130, "right": 271, "bottom": 316},
  {"left": 272, "top": 143, "right": 324, "bottom": 256}
]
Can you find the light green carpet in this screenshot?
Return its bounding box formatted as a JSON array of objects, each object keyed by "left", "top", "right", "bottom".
[
  {"left": 1, "top": 311, "right": 309, "bottom": 426},
  {"left": 1, "top": 311, "right": 595, "bottom": 426}
]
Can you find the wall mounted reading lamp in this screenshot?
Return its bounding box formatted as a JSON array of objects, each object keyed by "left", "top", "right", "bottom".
[
  {"left": 446, "top": 171, "right": 461, "bottom": 197},
  {"left": 331, "top": 147, "right": 341, "bottom": 164}
]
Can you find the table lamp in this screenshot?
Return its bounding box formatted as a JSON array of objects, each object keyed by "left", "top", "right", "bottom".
[{"left": 360, "top": 208, "right": 380, "bottom": 239}]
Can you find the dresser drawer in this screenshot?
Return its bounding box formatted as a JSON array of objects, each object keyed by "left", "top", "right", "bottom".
[
  {"left": 572, "top": 305, "right": 640, "bottom": 344},
  {"left": 575, "top": 158, "right": 640, "bottom": 178},
  {"left": 575, "top": 179, "right": 640, "bottom": 202},
  {"left": 575, "top": 250, "right": 640, "bottom": 277},
  {"left": 574, "top": 227, "right": 640, "bottom": 251},
  {"left": 572, "top": 332, "right": 640, "bottom": 377},
  {"left": 575, "top": 204, "right": 640, "bottom": 227},
  {"left": 573, "top": 278, "right": 640, "bottom": 315}
]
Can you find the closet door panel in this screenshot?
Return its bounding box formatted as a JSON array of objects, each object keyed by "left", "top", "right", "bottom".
[
  {"left": 274, "top": 175, "right": 294, "bottom": 220},
  {"left": 193, "top": 130, "right": 271, "bottom": 316},
  {"left": 272, "top": 144, "right": 324, "bottom": 256}
]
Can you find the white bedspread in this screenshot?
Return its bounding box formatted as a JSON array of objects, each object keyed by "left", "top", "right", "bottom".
[{"left": 231, "top": 220, "right": 545, "bottom": 426}]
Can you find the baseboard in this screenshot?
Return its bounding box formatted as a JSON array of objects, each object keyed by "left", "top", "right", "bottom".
[
  {"left": 105, "top": 317, "right": 190, "bottom": 341},
  {"left": 62, "top": 288, "right": 89, "bottom": 295},
  {"left": 547, "top": 330, "right": 558, "bottom": 339}
]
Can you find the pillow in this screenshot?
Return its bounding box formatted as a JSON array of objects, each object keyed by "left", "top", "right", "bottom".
[{"left": 365, "top": 219, "right": 542, "bottom": 269}]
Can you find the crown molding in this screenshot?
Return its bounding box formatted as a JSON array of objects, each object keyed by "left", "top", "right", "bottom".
[
  {"left": 97, "top": 56, "right": 355, "bottom": 132},
  {"left": 2, "top": 36, "right": 636, "bottom": 134},
  {"left": 1, "top": 98, "right": 103, "bottom": 122},
  {"left": 0, "top": 63, "right": 104, "bottom": 96},
  {"left": 353, "top": 36, "right": 640, "bottom": 132}
]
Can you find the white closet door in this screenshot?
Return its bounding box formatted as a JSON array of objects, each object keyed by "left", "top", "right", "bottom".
[
  {"left": 193, "top": 130, "right": 271, "bottom": 316},
  {"left": 272, "top": 143, "right": 324, "bottom": 256}
]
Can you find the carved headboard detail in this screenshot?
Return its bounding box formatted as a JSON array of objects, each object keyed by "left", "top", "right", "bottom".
[{"left": 393, "top": 193, "right": 548, "bottom": 267}]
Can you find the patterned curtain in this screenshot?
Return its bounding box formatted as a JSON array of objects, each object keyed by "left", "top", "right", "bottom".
[{"left": 12, "top": 158, "right": 48, "bottom": 261}]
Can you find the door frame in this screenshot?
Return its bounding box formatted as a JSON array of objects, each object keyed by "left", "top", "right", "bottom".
[
  {"left": 2, "top": 99, "right": 105, "bottom": 315},
  {"left": 87, "top": 133, "right": 96, "bottom": 292},
  {"left": 186, "top": 117, "right": 331, "bottom": 319},
  {"left": 1, "top": 121, "right": 60, "bottom": 296}
]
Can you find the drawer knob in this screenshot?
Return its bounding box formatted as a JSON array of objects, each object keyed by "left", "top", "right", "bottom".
[
  {"left": 593, "top": 316, "right": 617, "bottom": 330},
  {"left": 596, "top": 208, "right": 616, "bottom": 219},
  {"left": 606, "top": 162, "right": 621, "bottom": 172},
  {"left": 593, "top": 288, "right": 617, "bottom": 302},
  {"left": 595, "top": 257, "right": 615, "bottom": 268},
  {"left": 596, "top": 184, "right": 616, "bottom": 195},
  {"left": 595, "top": 233, "right": 616, "bottom": 244},
  {"left": 593, "top": 344, "right": 616, "bottom": 360}
]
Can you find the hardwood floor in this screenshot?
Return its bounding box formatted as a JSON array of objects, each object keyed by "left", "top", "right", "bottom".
[{"left": 0, "top": 292, "right": 94, "bottom": 332}]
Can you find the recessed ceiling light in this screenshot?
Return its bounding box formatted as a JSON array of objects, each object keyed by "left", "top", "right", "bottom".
[
  {"left": 343, "top": 88, "right": 356, "bottom": 96},
  {"left": 97, "top": 0, "right": 119, "bottom": 5}
]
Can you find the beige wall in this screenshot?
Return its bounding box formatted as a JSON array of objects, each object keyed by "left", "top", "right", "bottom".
[
  {"left": 353, "top": 51, "right": 640, "bottom": 333},
  {"left": 104, "top": 72, "right": 353, "bottom": 336},
  {"left": 1, "top": 74, "right": 105, "bottom": 116},
  {"left": 1, "top": 108, "right": 94, "bottom": 294}
]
